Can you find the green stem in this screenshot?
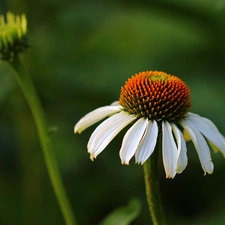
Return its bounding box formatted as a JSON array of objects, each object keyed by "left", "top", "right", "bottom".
[
  {"left": 10, "top": 56, "right": 77, "bottom": 225},
  {"left": 143, "top": 134, "right": 165, "bottom": 225}
]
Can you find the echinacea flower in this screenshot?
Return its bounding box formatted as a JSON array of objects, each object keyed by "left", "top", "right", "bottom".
[
  {"left": 74, "top": 71, "right": 225, "bottom": 178},
  {"left": 0, "top": 12, "right": 28, "bottom": 62}
]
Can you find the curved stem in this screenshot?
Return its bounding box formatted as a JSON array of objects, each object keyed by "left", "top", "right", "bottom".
[
  {"left": 10, "top": 56, "right": 77, "bottom": 225},
  {"left": 143, "top": 134, "right": 165, "bottom": 225}
]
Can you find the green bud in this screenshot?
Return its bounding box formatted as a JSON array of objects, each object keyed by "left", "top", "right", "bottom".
[{"left": 0, "top": 12, "right": 29, "bottom": 62}]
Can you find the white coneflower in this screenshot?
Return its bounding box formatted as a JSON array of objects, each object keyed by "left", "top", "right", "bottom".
[{"left": 74, "top": 71, "right": 225, "bottom": 178}]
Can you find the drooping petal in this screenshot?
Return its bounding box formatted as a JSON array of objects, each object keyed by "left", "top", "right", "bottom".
[
  {"left": 181, "top": 119, "right": 214, "bottom": 175},
  {"left": 110, "top": 101, "right": 120, "bottom": 106},
  {"left": 74, "top": 104, "right": 121, "bottom": 134},
  {"left": 171, "top": 123, "right": 188, "bottom": 173},
  {"left": 162, "top": 121, "right": 179, "bottom": 178},
  {"left": 187, "top": 112, "right": 225, "bottom": 157},
  {"left": 88, "top": 111, "right": 136, "bottom": 160},
  {"left": 120, "top": 118, "right": 148, "bottom": 165},
  {"left": 135, "top": 120, "right": 158, "bottom": 164}
]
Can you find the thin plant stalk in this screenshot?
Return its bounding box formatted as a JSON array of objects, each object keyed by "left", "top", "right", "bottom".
[
  {"left": 10, "top": 56, "right": 77, "bottom": 225},
  {"left": 143, "top": 134, "right": 165, "bottom": 225}
]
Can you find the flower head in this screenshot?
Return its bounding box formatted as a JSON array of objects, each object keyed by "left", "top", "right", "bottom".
[
  {"left": 74, "top": 71, "right": 225, "bottom": 178},
  {"left": 119, "top": 71, "right": 192, "bottom": 121},
  {"left": 0, "top": 12, "right": 28, "bottom": 62}
]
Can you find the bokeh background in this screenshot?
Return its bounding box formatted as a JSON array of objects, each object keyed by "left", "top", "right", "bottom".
[{"left": 0, "top": 0, "right": 225, "bottom": 224}]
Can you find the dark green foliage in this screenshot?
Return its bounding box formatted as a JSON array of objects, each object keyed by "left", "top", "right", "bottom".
[{"left": 0, "top": 0, "right": 225, "bottom": 224}]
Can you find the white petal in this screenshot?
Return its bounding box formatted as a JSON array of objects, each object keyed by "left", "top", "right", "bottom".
[
  {"left": 187, "top": 112, "right": 225, "bottom": 157},
  {"left": 120, "top": 118, "right": 148, "bottom": 165},
  {"left": 74, "top": 104, "right": 121, "bottom": 133},
  {"left": 162, "top": 121, "right": 178, "bottom": 178},
  {"left": 171, "top": 123, "right": 188, "bottom": 173},
  {"left": 181, "top": 119, "right": 214, "bottom": 175},
  {"left": 110, "top": 101, "right": 120, "bottom": 106},
  {"left": 135, "top": 120, "right": 158, "bottom": 164},
  {"left": 87, "top": 111, "right": 135, "bottom": 159}
]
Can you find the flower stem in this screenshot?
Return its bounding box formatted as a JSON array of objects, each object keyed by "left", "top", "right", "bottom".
[
  {"left": 143, "top": 134, "right": 165, "bottom": 225},
  {"left": 10, "top": 56, "right": 77, "bottom": 225}
]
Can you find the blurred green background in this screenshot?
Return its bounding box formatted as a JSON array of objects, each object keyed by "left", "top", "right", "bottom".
[{"left": 1, "top": 0, "right": 225, "bottom": 224}]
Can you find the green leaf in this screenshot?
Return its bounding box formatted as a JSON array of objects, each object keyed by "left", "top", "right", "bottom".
[{"left": 99, "top": 199, "right": 141, "bottom": 225}]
